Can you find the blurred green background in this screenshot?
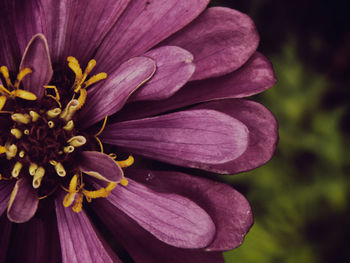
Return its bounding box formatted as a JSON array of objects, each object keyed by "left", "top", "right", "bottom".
[{"left": 210, "top": 0, "right": 350, "bottom": 262}]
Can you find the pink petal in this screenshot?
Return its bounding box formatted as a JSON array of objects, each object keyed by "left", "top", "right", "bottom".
[
  {"left": 0, "top": 181, "right": 13, "bottom": 215},
  {"left": 162, "top": 7, "right": 259, "bottom": 80},
  {"left": 101, "top": 109, "right": 249, "bottom": 169}
]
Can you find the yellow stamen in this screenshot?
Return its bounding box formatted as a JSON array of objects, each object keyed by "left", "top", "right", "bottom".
[
  {"left": 83, "top": 72, "right": 107, "bottom": 89},
  {"left": 60, "top": 99, "right": 80, "bottom": 121},
  {"left": 32, "top": 167, "right": 45, "bottom": 188},
  {"left": 10, "top": 128, "right": 22, "bottom": 139},
  {"left": 63, "top": 192, "right": 76, "bottom": 207},
  {"left": 116, "top": 155, "right": 134, "bottom": 168},
  {"left": 11, "top": 113, "right": 31, "bottom": 124},
  {"left": 48, "top": 121, "right": 55, "bottom": 128},
  {"left": 11, "top": 89, "right": 37, "bottom": 100},
  {"left": 24, "top": 129, "right": 30, "bottom": 135},
  {"left": 120, "top": 178, "right": 129, "bottom": 186},
  {"left": 13, "top": 68, "right": 32, "bottom": 89},
  {"left": 67, "top": 136, "right": 86, "bottom": 147},
  {"left": 82, "top": 182, "right": 117, "bottom": 199},
  {"left": 63, "top": 145, "right": 75, "bottom": 153},
  {"left": 76, "top": 88, "right": 87, "bottom": 110},
  {"left": 0, "top": 66, "right": 12, "bottom": 88},
  {"left": 6, "top": 144, "right": 17, "bottom": 160},
  {"left": 12, "top": 162, "right": 23, "bottom": 178},
  {"left": 19, "top": 150, "right": 25, "bottom": 158},
  {"left": 63, "top": 120, "right": 74, "bottom": 131},
  {"left": 44, "top": 85, "right": 62, "bottom": 108},
  {"left": 67, "top": 56, "right": 83, "bottom": 86},
  {"left": 29, "top": 163, "right": 38, "bottom": 176},
  {"left": 47, "top": 108, "right": 62, "bottom": 119},
  {"left": 0, "top": 95, "right": 7, "bottom": 111},
  {"left": 95, "top": 115, "right": 108, "bottom": 136},
  {"left": 109, "top": 153, "right": 117, "bottom": 160},
  {"left": 0, "top": 85, "right": 11, "bottom": 96},
  {"left": 0, "top": 146, "right": 6, "bottom": 154},
  {"left": 94, "top": 136, "right": 104, "bottom": 153},
  {"left": 54, "top": 162, "right": 66, "bottom": 177},
  {"left": 29, "top": 110, "right": 40, "bottom": 122},
  {"left": 69, "top": 174, "right": 79, "bottom": 192},
  {"left": 72, "top": 193, "right": 83, "bottom": 212}
]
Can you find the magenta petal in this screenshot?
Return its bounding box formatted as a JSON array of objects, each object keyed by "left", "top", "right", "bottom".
[
  {"left": 192, "top": 99, "right": 278, "bottom": 174},
  {"left": 101, "top": 109, "right": 249, "bottom": 169},
  {"left": 78, "top": 57, "right": 156, "bottom": 128},
  {"left": 130, "top": 46, "right": 195, "bottom": 101},
  {"left": 20, "top": 34, "right": 53, "bottom": 99},
  {"left": 92, "top": 199, "right": 224, "bottom": 263},
  {"left": 0, "top": 181, "right": 13, "bottom": 215},
  {"left": 94, "top": 0, "right": 210, "bottom": 73},
  {"left": 130, "top": 169, "right": 253, "bottom": 250},
  {"left": 78, "top": 151, "right": 123, "bottom": 183},
  {"left": 7, "top": 178, "right": 38, "bottom": 223},
  {"left": 163, "top": 7, "right": 259, "bottom": 80},
  {"left": 102, "top": 178, "right": 215, "bottom": 248},
  {"left": 55, "top": 194, "right": 120, "bottom": 263}
]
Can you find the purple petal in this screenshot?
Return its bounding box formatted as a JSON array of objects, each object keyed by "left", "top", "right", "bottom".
[
  {"left": 5, "top": 205, "right": 62, "bottom": 263},
  {"left": 0, "top": 214, "right": 12, "bottom": 263},
  {"left": 7, "top": 178, "right": 38, "bottom": 223},
  {"left": 20, "top": 34, "right": 53, "bottom": 99},
  {"left": 101, "top": 109, "right": 249, "bottom": 169},
  {"left": 114, "top": 52, "right": 276, "bottom": 121},
  {"left": 77, "top": 151, "right": 123, "bottom": 183},
  {"left": 163, "top": 7, "right": 259, "bottom": 80},
  {"left": 94, "top": 0, "right": 210, "bottom": 73},
  {"left": 55, "top": 194, "right": 121, "bottom": 263},
  {"left": 192, "top": 99, "right": 278, "bottom": 174},
  {"left": 0, "top": 181, "right": 13, "bottom": 215},
  {"left": 130, "top": 46, "right": 195, "bottom": 101},
  {"left": 129, "top": 169, "right": 253, "bottom": 250},
  {"left": 92, "top": 199, "right": 224, "bottom": 263},
  {"left": 78, "top": 57, "right": 156, "bottom": 128},
  {"left": 100, "top": 178, "right": 215, "bottom": 248}
]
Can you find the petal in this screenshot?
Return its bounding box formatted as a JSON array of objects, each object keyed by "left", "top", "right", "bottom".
[
  {"left": 94, "top": 0, "right": 210, "bottom": 73},
  {"left": 99, "top": 178, "right": 215, "bottom": 249},
  {"left": 78, "top": 57, "right": 156, "bottom": 128},
  {"left": 101, "top": 109, "right": 249, "bottom": 169},
  {"left": 0, "top": 181, "right": 14, "bottom": 215},
  {"left": 130, "top": 46, "right": 195, "bottom": 101},
  {"left": 77, "top": 151, "right": 124, "bottom": 183},
  {"left": 129, "top": 169, "right": 253, "bottom": 250},
  {"left": 163, "top": 7, "right": 259, "bottom": 80},
  {"left": 7, "top": 177, "right": 38, "bottom": 223},
  {"left": 192, "top": 99, "right": 278, "bottom": 174},
  {"left": 55, "top": 194, "right": 121, "bottom": 263},
  {"left": 115, "top": 52, "right": 276, "bottom": 121},
  {"left": 20, "top": 34, "right": 53, "bottom": 99},
  {"left": 5, "top": 203, "right": 62, "bottom": 263},
  {"left": 92, "top": 199, "right": 224, "bottom": 263}
]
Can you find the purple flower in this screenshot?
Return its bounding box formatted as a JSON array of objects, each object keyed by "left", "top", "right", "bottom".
[{"left": 0, "top": 0, "right": 277, "bottom": 262}]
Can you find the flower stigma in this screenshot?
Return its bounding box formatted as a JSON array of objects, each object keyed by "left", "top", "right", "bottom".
[{"left": 0, "top": 57, "right": 132, "bottom": 213}]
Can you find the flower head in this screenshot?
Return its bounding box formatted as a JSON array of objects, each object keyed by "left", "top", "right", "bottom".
[{"left": 0, "top": 0, "right": 277, "bottom": 262}]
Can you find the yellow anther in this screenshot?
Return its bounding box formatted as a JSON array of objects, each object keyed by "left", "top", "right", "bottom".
[
  {"left": 69, "top": 174, "right": 79, "bottom": 192},
  {"left": 0, "top": 95, "right": 7, "bottom": 111},
  {"left": 49, "top": 160, "right": 57, "bottom": 166},
  {"left": 14, "top": 67, "right": 32, "bottom": 89},
  {"left": 60, "top": 99, "right": 80, "bottom": 121},
  {"left": 109, "top": 153, "right": 117, "bottom": 159},
  {"left": 63, "top": 192, "right": 76, "bottom": 207},
  {"left": 29, "top": 163, "right": 38, "bottom": 176},
  {"left": 64, "top": 145, "right": 75, "bottom": 153},
  {"left": 48, "top": 121, "right": 55, "bottom": 128},
  {"left": 11, "top": 89, "right": 37, "bottom": 100},
  {"left": 116, "top": 155, "right": 134, "bottom": 168},
  {"left": 0, "top": 85, "right": 11, "bottom": 95},
  {"left": 120, "top": 178, "right": 129, "bottom": 186},
  {"left": 24, "top": 129, "right": 30, "bottom": 135},
  {"left": 47, "top": 108, "right": 62, "bottom": 119},
  {"left": 95, "top": 136, "right": 104, "bottom": 153},
  {"left": 63, "top": 120, "right": 74, "bottom": 131},
  {"left": 72, "top": 193, "right": 83, "bottom": 213},
  {"left": 0, "top": 66, "right": 12, "bottom": 87},
  {"left": 44, "top": 85, "right": 62, "bottom": 108},
  {"left": 76, "top": 88, "right": 87, "bottom": 110},
  {"left": 10, "top": 128, "right": 22, "bottom": 139},
  {"left": 82, "top": 182, "right": 117, "bottom": 200},
  {"left": 85, "top": 59, "right": 97, "bottom": 75},
  {"left": 0, "top": 146, "right": 6, "bottom": 154},
  {"left": 33, "top": 167, "right": 45, "bottom": 189},
  {"left": 54, "top": 162, "right": 66, "bottom": 177},
  {"left": 6, "top": 144, "right": 17, "bottom": 160},
  {"left": 19, "top": 150, "right": 25, "bottom": 158},
  {"left": 29, "top": 110, "right": 40, "bottom": 122},
  {"left": 11, "top": 113, "right": 31, "bottom": 124},
  {"left": 12, "top": 162, "right": 23, "bottom": 178},
  {"left": 95, "top": 115, "right": 108, "bottom": 137},
  {"left": 67, "top": 136, "right": 86, "bottom": 147},
  {"left": 83, "top": 72, "right": 107, "bottom": 89},
  {"left": 67, "top": 56, "right": 83, "bottom": 87}
]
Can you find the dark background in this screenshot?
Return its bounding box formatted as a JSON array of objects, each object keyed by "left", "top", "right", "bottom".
[{"left": 210, "top": 1, "right": 350, "bottom": 262}]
